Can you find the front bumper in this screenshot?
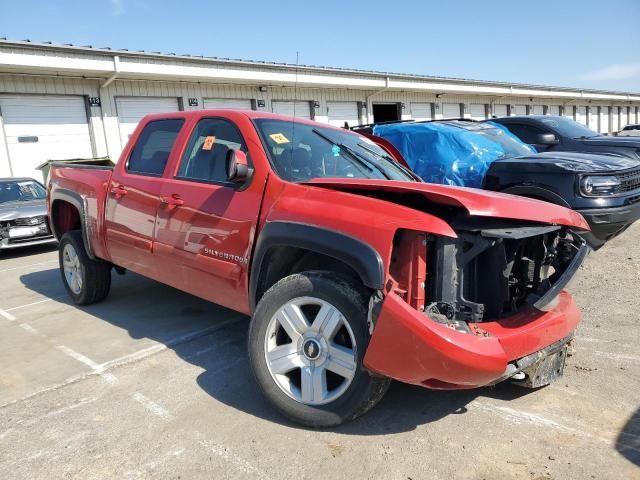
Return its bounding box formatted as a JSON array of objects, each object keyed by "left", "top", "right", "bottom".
[
  {"left": 0, "top": 235, "right": 56, "bottom": 250},
  {"left": 363, "top": 291, "right": 581, "bottom": 389},
  {"left": 577, "top": 199, "right": 640, "bottom": 242}
]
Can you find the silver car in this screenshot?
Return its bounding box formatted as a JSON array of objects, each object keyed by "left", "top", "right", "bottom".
[{"left": 0, "top": 178, "right": 56, "bottom": 251}]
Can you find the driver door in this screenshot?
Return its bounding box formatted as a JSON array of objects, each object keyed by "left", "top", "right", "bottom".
[{"left": 153, "top": 117, "right": 262, "bottom": 314}]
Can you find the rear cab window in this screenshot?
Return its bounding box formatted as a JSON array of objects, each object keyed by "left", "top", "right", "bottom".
[{"left": 126, "top": 119, "right": 184, "bottom": 176}]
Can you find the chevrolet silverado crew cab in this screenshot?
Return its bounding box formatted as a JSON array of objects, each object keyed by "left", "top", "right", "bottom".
[{"left": 48, "top": 110, "right": 589, "bottom": 427}]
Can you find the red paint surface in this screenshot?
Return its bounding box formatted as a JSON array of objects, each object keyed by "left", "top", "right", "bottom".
[{"left": 364, "top": 291, "right": 580, "bottom": 388}]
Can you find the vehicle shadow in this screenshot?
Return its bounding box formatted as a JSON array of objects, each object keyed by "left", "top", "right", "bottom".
[
  {"left": 21, "top": 267, "right": 531, "bottom": 435},
  {"left": 1, "top": 243, "right": 57, "bottom": 260},
  {"left": 616, "top": 407, "right": 640, "bottom": 466}
]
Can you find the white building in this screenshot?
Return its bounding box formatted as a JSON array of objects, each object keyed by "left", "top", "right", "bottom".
[{"left": 0, "top": 38, "right": 639, "bottom": 179}]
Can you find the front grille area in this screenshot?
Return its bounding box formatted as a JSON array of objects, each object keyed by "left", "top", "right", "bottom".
[
  {"left": 13, "top": 215, "right": 47, "bottom": 226},
  {"left": 425, "top": 222, "right": 586, "bottom": 323},
  {"left": 618, "top": 167, "right": 640, "bottom": 193}
]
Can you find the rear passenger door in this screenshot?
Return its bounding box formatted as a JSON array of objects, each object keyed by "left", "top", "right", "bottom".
[
  {"left": 105, "top": 118, "right": 184, "bottom": 278},
  {"left": 154, "top": 117, "right": 263, "bottom": 314}
]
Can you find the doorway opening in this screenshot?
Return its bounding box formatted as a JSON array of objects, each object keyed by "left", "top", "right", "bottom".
[{"left": 372, "top": 103, "right": 400, "bottom": 123}]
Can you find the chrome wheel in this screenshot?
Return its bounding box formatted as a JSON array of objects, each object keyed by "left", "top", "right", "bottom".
[
  {"left": 62, "top": 243, "right": 82, "bottom": 295},
  {"left": 264, "top": 297, "right": 358, "bottom": 405}
]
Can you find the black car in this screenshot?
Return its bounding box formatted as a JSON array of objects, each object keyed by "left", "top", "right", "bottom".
[
  {"left": 355, "top": 119, "right": 640, "bottom": 249},
  {"left": 485, "top": 116, "right": 640, "bottom": 247},
  {"left": 0, "top": 178, "right": 56, "bottom": 252},
  {"left": 487, "top": 115, "right": 640, "bottom": 159}
]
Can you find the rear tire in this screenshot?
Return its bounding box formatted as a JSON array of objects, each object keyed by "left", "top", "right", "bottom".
[
  {"left": 59, "top": 230, "right": 111, "bottom": 305},
  {"left": 248, "top": 271, "right": 390, "bottom": 427}
]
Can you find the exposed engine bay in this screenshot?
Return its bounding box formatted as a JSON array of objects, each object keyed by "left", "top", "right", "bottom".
[{"left": 425, "top": 220, "right": 588, "bottom": 329}]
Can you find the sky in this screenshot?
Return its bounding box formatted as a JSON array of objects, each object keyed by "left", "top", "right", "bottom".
[{"left": 1, "top": 0, "right": 639, "bottom": 92}]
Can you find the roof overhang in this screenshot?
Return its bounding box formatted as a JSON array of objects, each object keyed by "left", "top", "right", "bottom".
[{"left": 0, "top": 39, "right": 639, "bottom": 102}]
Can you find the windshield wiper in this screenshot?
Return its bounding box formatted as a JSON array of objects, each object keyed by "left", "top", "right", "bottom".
[
  {"left": 311, "top": 129, "right": 385, "bottom": 177},
  {"left": 357, "top": 142, "right": 417, "bottom": 179}
]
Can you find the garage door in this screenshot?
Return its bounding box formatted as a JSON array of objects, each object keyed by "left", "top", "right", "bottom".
[
  {"left": 493, "top": 104, "right": 508, "bottom": 117},
  {"left": 600, "top": 108, "right": 609, "bottom": 134},
  {"left": 442, "top": 103, "right": 461, "bottom": 118},
  {"left": 469, "top": 104, "right": 486, "bottom": 120},
  {"left": 0, "top": 94, "right": 93, "bottom": 179},
  {"left": 548, "top": 105, "right": 560, "bottom": 116},
  {"left": 203, "top": 98, "right": 253, "bottom": 110},
  {"left": 410, "top": 103, "right": 432, "bottom": 121},
  {"left": 116, "top": 97, "right": 179, "bottom": 148},
  {"left": 577, "top": 106, "right": 587, "bottom": 125},
  {"left": 326, "top": 102, "right": 359, "bottom": 128},
  {"left": 513, "top": 105, "right": 527, "bottom": 116},
  {"left": 532, "top": 105, "right": 545, "bottom": 115},
  {"left": 272, "top": 101, "right": 312, "bottom": 120}
]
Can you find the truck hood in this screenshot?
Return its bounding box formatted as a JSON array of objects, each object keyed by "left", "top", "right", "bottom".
[
  {"left": 492, "top": 151, "right": 640, "bottom": 173},
  {"left": 0, "top": 200, "right": 47, "bottom": 221},
  {"left": 581, "top": 136, "right": 640, "bottom": 148},
  {"left": 306, "top": 178, "right": 589, "bottom": 230}
]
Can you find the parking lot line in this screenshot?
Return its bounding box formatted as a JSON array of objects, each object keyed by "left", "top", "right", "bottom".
[
  {"left": 199, "top": 439, "right": 272, "bottom": 480},
  {"left": 96, "top": 316, "right": 245, "bottom": 372},
  {"left": 131, "top": 393, "right": 173, "bottom": 420},
  {"left": 595, "top": 350, "right": 640, "bottom": 363},
  {"left": 56, "top": 345, "right": 102, "bottom": 371},
  {"left": 0, "top": 308, "right": 16, "bottom": 321},
  {"left": 0, "top": 316, "right": 246, "bottom": 411},
  {"left": 5, "top": 295, "right": 67, "bottom": 312},
  {"left": 0, "top": 260, "right": 57, "bottom": 274},
  {"left": 469, "top": 400, "right": 613, "bottom": 445},
  {"left": 18, "top": 323, "right": 38, "bottom": 335}
]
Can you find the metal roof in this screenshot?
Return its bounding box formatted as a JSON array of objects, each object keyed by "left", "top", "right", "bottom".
[{"left": 0, "top": 37, "right": 638, "bottom": 97}]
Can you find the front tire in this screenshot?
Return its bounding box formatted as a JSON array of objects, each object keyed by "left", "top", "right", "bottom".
[
  {"left": 59, "top": 230, "right": 111, "bottom": 305},
  {"left": 248, "top": 271, "right": 390, "bottom": 427}
]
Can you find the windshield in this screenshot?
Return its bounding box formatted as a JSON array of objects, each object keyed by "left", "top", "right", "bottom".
[
  {"left": 471, "top": 122, "right": 535, "bottom": 158},
  {"left": 254, "top": 119, "right": 416, "bottom": 182},
  {"left": 0, "top": 180, "right": 46, "bottom": 204},
  {"left": 538, "top": 116, "right": 598, "bottom": 139}
]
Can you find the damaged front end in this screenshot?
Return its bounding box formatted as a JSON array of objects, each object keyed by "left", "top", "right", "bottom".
[
  {"left": 425, "top": 220, "right": 588, "bottom": 329},
  {"left": 363, "top": 220, "right": 588, "bottom": 390}
]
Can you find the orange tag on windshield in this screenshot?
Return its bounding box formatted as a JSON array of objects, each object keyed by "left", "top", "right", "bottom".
[{"left": 203, "top": 136, "right": 216, "bottom": 150}]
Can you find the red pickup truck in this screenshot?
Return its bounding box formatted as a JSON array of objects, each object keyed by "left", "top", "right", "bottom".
[{"left": 48, "top": 110, "right": 589, "bottom": 427}]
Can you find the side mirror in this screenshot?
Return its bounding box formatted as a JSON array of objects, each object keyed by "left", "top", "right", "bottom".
[
  {"left": 226, "top": 149, "right": 249, "bottom": 183},
  {"left": 536, "top": 133, "right": 559, "bottom": 146}
]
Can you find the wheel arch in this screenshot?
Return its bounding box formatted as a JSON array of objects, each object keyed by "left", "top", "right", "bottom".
[
  {"left": 50, "top": 189, "right": 96, "bottom": 260},
  {"left": 500, "top": 184, "right": 571, "bottom": 208},
  {"left": 249, "top": 222, "right": 384, "bottom": 312}
]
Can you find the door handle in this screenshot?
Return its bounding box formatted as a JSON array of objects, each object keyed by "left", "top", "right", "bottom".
[
  {"left": 161, "top": 194, "right": 184, "bottom": 210},
  {"left": 110, "top": 185, "right": 128, "bottom": 199}
]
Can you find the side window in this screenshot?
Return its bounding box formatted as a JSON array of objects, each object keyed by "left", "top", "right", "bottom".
[
  {"left": 505, "top": 123, "right": 547, "bottom": 144},
  {"left": 127, "top": 119, "right": 184, "bottom": 176},
  {"left": 177, "top": 118, "right": 248, "bottom": 183}
]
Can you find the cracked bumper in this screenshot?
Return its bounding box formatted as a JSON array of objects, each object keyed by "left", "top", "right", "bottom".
[{"left": 363, "top": 291, "right": 581, "bottom": 389}]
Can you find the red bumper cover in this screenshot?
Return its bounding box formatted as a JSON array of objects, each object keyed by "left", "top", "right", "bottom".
[{"left": 363, "top": 291, "right": 580, "bottom": 389}]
